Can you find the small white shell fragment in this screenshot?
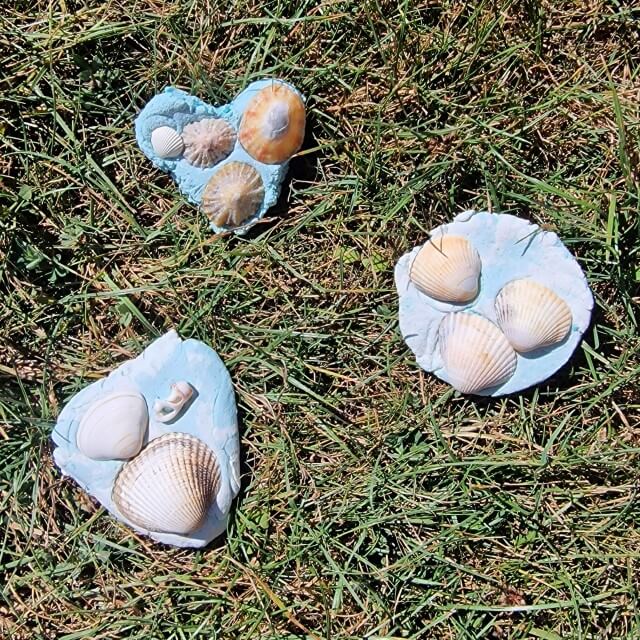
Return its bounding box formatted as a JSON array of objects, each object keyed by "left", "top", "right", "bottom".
[
  {"left": 153, "top": 381, "right": 194, "bottom": 423},
  {"left": 495, "top": 279, "right": 572, "bottom": 352},
  {"left": 150, "top": 126, "right": 184, "bottom": 159},
  {"left": 182, "top": 118, "right": 236, "bottom": 168},
  {"left": 438, "top": 312, "right": 517, "bottom": 394},
  {"left": 410, "top": 235, "right": 482, "bottom": 303},
  {"left": 76, "top": 391, "right": 148, "bottom": 461},
  {"left": 112, "top": 432, "right": 221, "bottom": 535}
]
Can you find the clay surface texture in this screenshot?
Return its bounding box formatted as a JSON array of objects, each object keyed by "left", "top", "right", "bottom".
[
  {"left": 395, "top": 211, "right": 593, "bottom": 396},
  {"left": 52, "top": 331, "right": 240, "bottom": 547}
]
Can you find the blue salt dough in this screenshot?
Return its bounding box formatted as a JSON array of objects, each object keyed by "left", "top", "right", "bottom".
[
  {"left": 135, "top": 79, "right": 304, "bottom": 234},
  {"left": 52, "top": 330, "right": 240, "bottom": 547},
  {"left": 395, "top": 211, "right": 594, "bottom": 396}
]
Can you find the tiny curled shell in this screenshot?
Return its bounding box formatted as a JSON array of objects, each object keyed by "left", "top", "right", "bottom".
[
  {"left": 201, "top": 161, "right": 264, "bottom": 227},
  {"left": 410, "top": 235, "right": 482, "bottom": 303},
  {"left": 112, "top": 432, "right": 221, "bottom": 536},
  {"left": 495, "top": 279, "right": 572, "bottom": 353},
  {"left": 239, "top": 82, "right": 306, "bottom": 164},
  {"left": 182, "top": 118, "right": 236, "bottom": 168},
  {"left": 438, "top": 312, "right": 517, "bottom": 394},
  {"left": 150, "top": 126, "right": 184, "bottom": 159},
  {"left": 76, "top": 390, "right": 148, "bottom": 461},
  {"left": 153, "top": 381, "right": 194, "bottom": 423}
]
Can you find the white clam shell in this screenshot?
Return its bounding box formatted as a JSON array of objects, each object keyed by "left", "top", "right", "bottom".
[
  {"left": 495, "top": 279, "right": 572, "bottom": 352},
  {"left": 112, "top": 432, "right": 220, "bottom": 535},
  {"left": 76, "top": 391, "right": 147, "bottom": 461},
  {"left": 438, "top": 312, "right": 517, "bottom": 394},
  {"left": 410, "top": 235, "right": 481, "bottom": 303},
  {"left": 153, "top": 381, "right": 194, "bottom": 423},
  {"left": 182, "top": 119, "right": 236, "bottom": 168},
  {"left": 150, "top": 126, "right": 184, "bottom": 159}
]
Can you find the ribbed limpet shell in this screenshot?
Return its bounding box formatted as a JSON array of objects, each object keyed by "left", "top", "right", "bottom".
[
  {"left": 201, "top": 161, "right": 264, "bottom": 227},
  {"left": 182, "top": 118, "right": 236, "bottom": 168}
]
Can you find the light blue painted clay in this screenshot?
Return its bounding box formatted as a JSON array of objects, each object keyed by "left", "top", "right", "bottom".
[
  {"left": 52, "top": 330, "right": 240, "bottom": 547},
  {"left": 135, "top": 79, "right": 304, "bottom": 234},
  {"left": 395, "top": 211, "right": 594, "bottom": 396}
]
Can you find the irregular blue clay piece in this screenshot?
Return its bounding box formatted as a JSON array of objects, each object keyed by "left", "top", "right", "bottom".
[
  {"left": 52, "top": 330, "right": 240, "bottom": 547},
  {"left": 395, "top": 211, "right": 594, "bottom": 396},
  {"left": 135, "top": 79, "right": 305, "bottom": 234}
]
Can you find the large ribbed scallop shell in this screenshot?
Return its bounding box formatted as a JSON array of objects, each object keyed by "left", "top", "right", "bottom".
[
  {"left": 238, "top": 83, "right": 306, "bottom": 164},
  {"left": 112, "top": 433, "right": 221, "bottom": 535},
  {"left": 76, "top": 390, "right": 147, "bottom": 461},
  {"left": 201, "top": 161, "right": 264, "bottom": 227},
  {"left": 410, "top": 235, "right": 481, "bottom": 303},
  {"left": 182, "top": 118, "right": 236, "bottom": 168},
  {"left": 495, "top": 279, "right": 572, "bottom": 352},
  {"left": 438, "top": 312, "right": 517, "bottom": 394}
]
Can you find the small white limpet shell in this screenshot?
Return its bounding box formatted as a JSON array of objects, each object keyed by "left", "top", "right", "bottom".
[
  {"left": 410, "top": 235, "right": 482, "bottom": 303},
  {"left": 112, "top": 432, "right": 221, "bottom": 535},
  {"left": 153, "top": 381, "right": 193, "bottom": 423},
  {"left": 438, "top": 312, "right": 517, "bottom": 394},
  {"left": 495, "top": 279, "right": 572, "bottom": 352},
  {"left": 182, "top": 119, "right": 236, "bottom": 168},
  {"left": 150, "top": 126, "right": 184, "bottom": 159},
  {"left": 76, "top": 390, "right": 148, "bottom": 461}
]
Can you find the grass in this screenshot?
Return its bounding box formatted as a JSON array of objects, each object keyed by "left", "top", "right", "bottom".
[{"left": 1, "top": 0, "right": 639, "bottom": 638}]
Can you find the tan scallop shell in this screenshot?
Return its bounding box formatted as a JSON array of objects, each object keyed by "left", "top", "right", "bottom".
[
  {"left": 238, "top": 83, "right": 306, "bottom": 164},
  {"left": 182, "top": 118, "right": 236, "bottom": 168},
  {"left": 410, "top": 235, "right": 482, "bottom": 303},
  {"left": 112, "top": 432, "right": 221, "bottom": 535},
  {"left": 76, "top": 390, "right": 147, "bottom": 461},
  {"left": 201, "top": 161, "right": 264, "bottom": 227},
  {"left": 438, "top": 312, "right": 517, "bottom": 394},
  {"left": 495, "top": 279, "right": 572, "bottom": 352}
]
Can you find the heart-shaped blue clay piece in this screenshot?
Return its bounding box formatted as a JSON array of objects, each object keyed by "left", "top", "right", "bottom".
[{"left": 135, "top": 78, "right": 305, "bottom": 234}]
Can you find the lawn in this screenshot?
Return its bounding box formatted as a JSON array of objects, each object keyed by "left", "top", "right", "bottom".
[{"left": 1, "top": 1, "right": 639, "bottom": 638}]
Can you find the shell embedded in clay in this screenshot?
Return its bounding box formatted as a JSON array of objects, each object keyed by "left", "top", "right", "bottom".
[
  {"left": 202, "top": 161, "right": 264, "bottom": 227},
  {"left": 154, "top": 381, "right": 193, "bottom": 423},
  {"left": 410, "top": 235, "right": 482, "bottom": 303},
  {"left": 238, "top": 82, "right": 306, "bottom": 164},
  {"left": 438, "top": 312, "right": 517, "bottom": 394},
  {"left": 495, "top": 279, "right": 572, "bottom": 352},
  {"left": 182, "top": 118, "right": 236, "bottom": 168},
  {"left": 150, "top": 126, "right": 184, "bottom": 159},
  {"left": 112, "top": 432, "right": 221, "bottom": 535},
  {"left": 76, "top": 390, "right": 148, "bottom": 461}
]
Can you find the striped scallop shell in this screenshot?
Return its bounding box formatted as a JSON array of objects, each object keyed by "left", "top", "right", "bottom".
[
  {"left": 495, "top": 279, "right": 572, "bottom": 352},
  {"left": 112, "top": 432, "right": 221, "bottom": 535},
  {"left": 410, "top": 235, "right": 481, "bottom": 303},
  {"left": 202, "top": 161, "right": 264, "bottom": 227},
  {"left": 182, "top": 118, "right": 236, "bottom": 168},
  {"left": 438, "top": 312, "right": 517, "bottom": 394},
  {"left": 150, "top": 126, "right": 184, "bottom": 159},
  {"left": 238, "top": 83, "right": 306, "bottom": 164}
]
